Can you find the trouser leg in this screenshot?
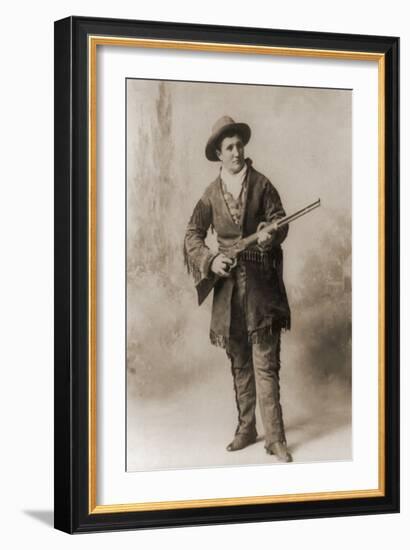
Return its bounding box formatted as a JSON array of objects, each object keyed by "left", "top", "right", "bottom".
[
  {"left": 226, "top": 338, "right": 257, "bottom": 436},
  {"left": 252, "top": 330, "right": 286, "bottom": 446},
  {"left": 227, "top": 261, "right": 257, "bottom": 437}
]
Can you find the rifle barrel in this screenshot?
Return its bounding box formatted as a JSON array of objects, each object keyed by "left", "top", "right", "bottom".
[
  {"left": 242, "top": 199, "right": 320, "bottom": 248},
  {"left": 277, "top": 199, "right": 321, "bottom": 228}
]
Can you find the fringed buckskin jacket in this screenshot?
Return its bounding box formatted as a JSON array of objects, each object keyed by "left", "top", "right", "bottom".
[{"left": 184, "top": 159, "right": 291, "bottom": 349}]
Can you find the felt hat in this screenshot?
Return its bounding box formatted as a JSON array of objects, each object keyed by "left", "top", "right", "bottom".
[{"left": 205, "top": 116, "right": 251, "bottom": 161}]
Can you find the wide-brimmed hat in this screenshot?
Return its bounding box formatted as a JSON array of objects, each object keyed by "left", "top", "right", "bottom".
[{"left": 205, "top": 116, "right": 251, "bottom": 161}]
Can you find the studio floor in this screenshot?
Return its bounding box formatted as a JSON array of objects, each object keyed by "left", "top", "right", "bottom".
[{"left": 127, "top": 349, "right": 352, "bottom": 472}]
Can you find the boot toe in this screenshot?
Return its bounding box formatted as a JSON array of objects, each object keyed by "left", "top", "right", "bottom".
[
  {"left": 226, "top": 432, "right": 257, "bottom": 452},
  {"left": 265, "top": 441, "right": 292, "bottom": 462}
]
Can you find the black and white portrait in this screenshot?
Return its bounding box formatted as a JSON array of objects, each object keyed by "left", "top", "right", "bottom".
[{"left": 126, "top": 78, "right": 352, "bottom": 471}]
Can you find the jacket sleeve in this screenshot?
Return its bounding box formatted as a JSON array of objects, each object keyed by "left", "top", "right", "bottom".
[
  {"left": 258, "top": 181, "right": 289, "bottom": 249},
  {"left": 184, "top": 196, "right": 219, "bottom": 284}
]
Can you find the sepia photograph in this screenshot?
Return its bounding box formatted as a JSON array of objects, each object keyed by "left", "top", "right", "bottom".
[{"left": 126, "top": 78, "right": 352, "bottom": 472}]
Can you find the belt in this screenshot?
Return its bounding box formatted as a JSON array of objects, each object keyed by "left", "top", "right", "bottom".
[
  {"left": 239, "top": 249, "right": 276, "bottom": 267},
  {"left": 217, "top": 246, "right": 276, "bottom": 268}
]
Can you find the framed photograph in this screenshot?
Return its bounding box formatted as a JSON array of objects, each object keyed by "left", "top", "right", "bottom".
[{"left": 54, "top": 16, "right": 399, "bottom": 533}]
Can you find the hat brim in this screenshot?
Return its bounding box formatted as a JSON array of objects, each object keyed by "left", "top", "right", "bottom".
[{"left": 205, "top": 122, "right": 251, "bottom": 161}]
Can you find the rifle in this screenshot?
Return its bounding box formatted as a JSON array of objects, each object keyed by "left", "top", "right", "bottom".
[{"left": 196, "top": 198, "right": 321, "bottom": 306}]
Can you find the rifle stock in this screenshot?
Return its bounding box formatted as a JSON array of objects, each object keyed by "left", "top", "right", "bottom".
[{"left": 196, "top": 273, "right": 220, "bottom": 306}]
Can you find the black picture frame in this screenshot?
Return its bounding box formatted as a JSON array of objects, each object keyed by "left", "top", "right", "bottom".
[{"left": 54, "top": 15, "right": 400, "bottom": 534}]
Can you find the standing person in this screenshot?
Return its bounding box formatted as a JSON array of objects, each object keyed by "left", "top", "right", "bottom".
[{"left": 184, "top": 116, "right": 292, "bottom": 462}]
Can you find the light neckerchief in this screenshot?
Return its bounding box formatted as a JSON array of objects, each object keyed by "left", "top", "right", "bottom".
[
  {"left": 220, "top": 162, "right": 248, "bottom": 226},
  {"left": 220, "top": 162, "right": 247, "bottom": 200}
]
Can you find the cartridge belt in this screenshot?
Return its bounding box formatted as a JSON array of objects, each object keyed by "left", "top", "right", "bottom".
[
  {"left": 217, "top": 247, "right": 276, "bottom": 267},
  {"left": 239, "top": 249, "right": 276, "bottom": 266}
]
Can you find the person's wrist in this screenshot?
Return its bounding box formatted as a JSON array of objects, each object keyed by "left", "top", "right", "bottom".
[{"left": 210, "top": 253, "right": 221, "bottom": 274}]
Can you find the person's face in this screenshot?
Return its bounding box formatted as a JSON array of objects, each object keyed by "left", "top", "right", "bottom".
[{"left": 216, "top": 134, "right": 245, "bottom": 174}]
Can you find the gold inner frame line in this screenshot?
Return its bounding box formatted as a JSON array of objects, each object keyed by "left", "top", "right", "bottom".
[{"left": 88, "top": 35, "right": 386, "bottom": 514}]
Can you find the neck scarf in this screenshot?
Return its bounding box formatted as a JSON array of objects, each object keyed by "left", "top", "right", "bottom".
[
  {"left": 220, "top": 163, "right": 248, "bottom": 225},
  {"left": 220, "top": 162, "right": 247, "bottom": 200}
]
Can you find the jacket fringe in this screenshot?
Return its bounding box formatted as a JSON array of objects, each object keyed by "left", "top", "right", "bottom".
[
  {"left": 183, "top": 199, "right": 211, "bottom": 284},
  {"left": 183, "top": 242, "right": 202, "bottom": 283},
  {"left": 249, "top": 319, "right": 290, "bottom": 344},
  {"left": 210, "top": 319, "right": 291, "bottom": 349},
  {"left": 210, "top": 330, "right": 228, "bottom": 349}
]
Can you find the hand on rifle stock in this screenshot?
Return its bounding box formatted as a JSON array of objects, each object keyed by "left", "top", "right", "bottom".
[{"left": 210, "top": 254, "right": 234, "bottom": 277}]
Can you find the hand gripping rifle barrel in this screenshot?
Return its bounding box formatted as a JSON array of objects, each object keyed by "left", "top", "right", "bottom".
[{"left": 195, "top": 198, "right": 321, "bottom": 306}]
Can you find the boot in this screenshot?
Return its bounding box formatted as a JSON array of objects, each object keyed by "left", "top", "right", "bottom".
[
  {"left": 265, "top": 441, "right": 292, "bottom": 463},
  {"left": 227, "top": 358, "right": 257, "bottom": 452},
  {"left": 226, "top": 428, "right": 257, "bottom": 451},
  {"left": 252, "top": 332, "right": 288, "bottom": 454}
]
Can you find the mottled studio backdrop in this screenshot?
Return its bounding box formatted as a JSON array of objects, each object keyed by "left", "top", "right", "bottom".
[{"left": 126, "top": 79, "right": 351, "bottom": 471}]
